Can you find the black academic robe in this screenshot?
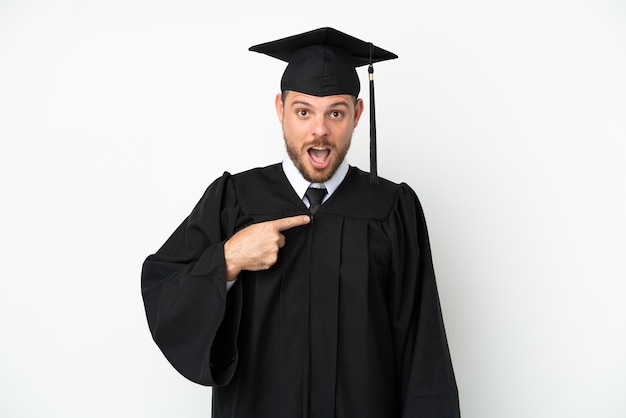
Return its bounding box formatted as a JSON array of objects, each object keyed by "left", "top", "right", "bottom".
[{"left": 141, "top": 164, "right": 460, "bottom": 418}]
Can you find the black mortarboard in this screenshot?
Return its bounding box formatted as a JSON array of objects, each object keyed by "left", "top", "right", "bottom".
[{"left": 249, "top": 27, "right": 398, "bottom": 184}]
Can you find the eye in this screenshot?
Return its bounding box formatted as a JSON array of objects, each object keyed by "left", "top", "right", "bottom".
[
  {"left": 297, "top": 109, "right": 309, "bottom": 117},
  {"left": 330, "top": 110, "right": 343, "bottom": 119}
]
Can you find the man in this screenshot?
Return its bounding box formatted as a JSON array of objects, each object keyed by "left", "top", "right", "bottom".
[{"left": 142, "top": 27, "right": 460, "bottom": 417}]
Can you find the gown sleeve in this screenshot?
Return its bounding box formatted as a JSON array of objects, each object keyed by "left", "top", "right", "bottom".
[
  {"left": 141, "top": 172, "right": 247, "bottom": 386},
  {"left": 386, "top": 184, "right": 461, "bottom": 417}
]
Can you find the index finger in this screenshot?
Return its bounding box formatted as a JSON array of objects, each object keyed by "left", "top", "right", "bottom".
[{"left": 271, "top": 215, "right": 311, "bottom": 232}]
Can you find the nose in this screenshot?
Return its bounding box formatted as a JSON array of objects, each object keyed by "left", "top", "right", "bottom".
[{"left": 311, "top": 115, "right": 330, "bottom": 137}]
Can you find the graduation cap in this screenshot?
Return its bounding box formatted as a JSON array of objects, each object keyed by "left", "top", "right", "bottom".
[{"left": 249, "top": 27, "right": 398, "bottom": 185}]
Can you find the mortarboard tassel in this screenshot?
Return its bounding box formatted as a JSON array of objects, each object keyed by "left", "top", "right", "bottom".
[{"left": 368, "top": 43, "right": 379, "bottom": 185}]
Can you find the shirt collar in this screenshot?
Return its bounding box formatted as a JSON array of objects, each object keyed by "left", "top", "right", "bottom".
[{"left": 281, "top": 152, "right": 349, "bottom": 204}]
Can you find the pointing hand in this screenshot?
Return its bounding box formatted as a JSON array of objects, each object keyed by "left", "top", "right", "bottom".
[{"left": 224, "top": 215, "right": 311, "bottom": 281}]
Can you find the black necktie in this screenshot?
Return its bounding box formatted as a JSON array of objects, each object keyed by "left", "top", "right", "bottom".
[{"left": 305, "top": 187, "right": 327, "bottom": 215}]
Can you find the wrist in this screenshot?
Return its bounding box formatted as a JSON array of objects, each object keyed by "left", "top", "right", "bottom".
[{"left": 224, "top": 240, "right": 241, "bottom": 282}]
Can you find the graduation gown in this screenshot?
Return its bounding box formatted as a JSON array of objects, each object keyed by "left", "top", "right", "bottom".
[{"left": 141, "top": 164, "right": 460, "bottom": 418}]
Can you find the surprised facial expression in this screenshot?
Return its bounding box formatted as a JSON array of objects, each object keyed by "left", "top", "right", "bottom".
[{"left": 276, "top": 91, "right": 364, "bottom": 183}]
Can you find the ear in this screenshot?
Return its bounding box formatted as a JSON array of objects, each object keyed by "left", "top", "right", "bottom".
[
  {"left": 275, "top": 93, "right": 284, "bottom": 123},
  {"left": 353, "top": 98, "right": 365, "bottom": 127}
]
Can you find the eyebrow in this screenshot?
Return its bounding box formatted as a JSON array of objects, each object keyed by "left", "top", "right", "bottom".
[
  {"left": 289, "top": 100, "right": 312, "bottom": 108},
  {"left": 289, "top": 100, "right": 351, "bottom": 109}
]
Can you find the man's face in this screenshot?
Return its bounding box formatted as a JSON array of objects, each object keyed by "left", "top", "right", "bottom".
[{"left": 276, "top": 91, "right": 364, "bottom": 183}]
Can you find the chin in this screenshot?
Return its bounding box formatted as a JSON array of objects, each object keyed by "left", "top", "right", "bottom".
[
  {"left": 294, "top": 165, "right": 324, "bottom": 182},
  {"left": 299, "top": 163, "right": 337, "bottom": 183},
  {"left": 305, "top": 172, "right": 333, "bottom": 183}
]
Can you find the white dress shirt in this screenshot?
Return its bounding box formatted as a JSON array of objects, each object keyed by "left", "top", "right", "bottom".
[{"left": 281, "top": 151, "right": 350, "bottom": 208}]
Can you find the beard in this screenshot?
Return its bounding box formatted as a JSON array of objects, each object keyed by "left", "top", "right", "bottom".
[{"left": 284, "top": 135, "right": 351, "bottom": 183}]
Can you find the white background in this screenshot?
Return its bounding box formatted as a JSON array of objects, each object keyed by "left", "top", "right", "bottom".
[{"left": 1, "top": 0, "right": 625, "bottom": 417}]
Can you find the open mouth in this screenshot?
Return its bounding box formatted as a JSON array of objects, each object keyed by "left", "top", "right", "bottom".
[{"left": 308, "top": 146, "right": 331, "bottom": 168}]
